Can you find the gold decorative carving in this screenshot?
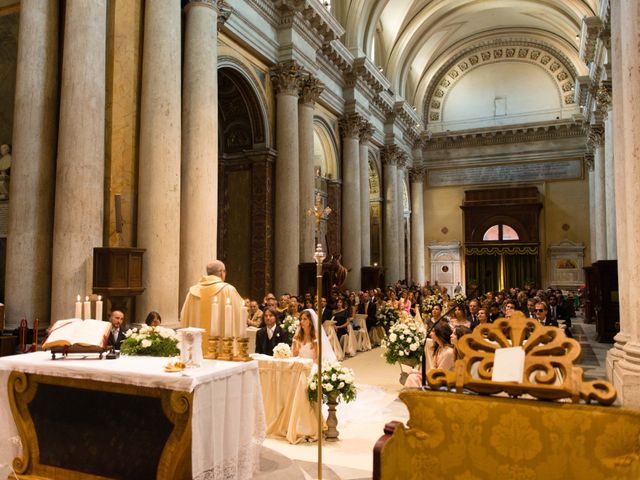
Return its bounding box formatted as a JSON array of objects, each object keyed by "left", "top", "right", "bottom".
[{"left": 426, "top": 312, "right": 617, "bottom": 405}]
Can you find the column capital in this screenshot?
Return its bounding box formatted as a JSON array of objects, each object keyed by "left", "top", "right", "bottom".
[
  {"left": 409, "top": 167, "right": 426, "bottom": 182},
  {"left": 339, "top": 113, "right": 364, "bottom": 139},
  {"left": 270, "top": 61, "right": 304, "bottom": 96},
  {"left": 359, "top": 122, "right": 373, "bottom": 143},
  {"left": 381, "top": 144, "right": 400, "bottom": 166},
  {"left": 584, "top": 152, "right": 595, "bottom": 172},
  {"left": 396, "top": 151, "right": 407, "bottom": 169},
  {"left": 596, "top": 80, "right": 612, "bottom": 113},
  {"left": 587, "top": 122, "right": 605, "bottom": 148},
  {"left": 299, "top": 74, "right": 324, "bottom": 105}
]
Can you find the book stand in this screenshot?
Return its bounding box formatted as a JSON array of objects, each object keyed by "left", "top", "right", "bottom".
[{"left": 49, "top": 345, "right": 111, "bottom": 360}]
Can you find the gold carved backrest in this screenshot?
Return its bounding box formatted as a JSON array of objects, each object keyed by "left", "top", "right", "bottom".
[{"left": 426, "top": 311, "right": 616, "bottom": 405}]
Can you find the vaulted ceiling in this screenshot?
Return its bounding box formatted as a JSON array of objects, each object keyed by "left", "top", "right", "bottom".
[{"left": 332, "top": 0, "right": 596, "bottom": 126}]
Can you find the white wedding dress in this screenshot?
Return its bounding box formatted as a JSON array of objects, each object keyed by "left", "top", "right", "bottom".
[{"left": 303, "top": 309, "right": 338, "bottom": 362}]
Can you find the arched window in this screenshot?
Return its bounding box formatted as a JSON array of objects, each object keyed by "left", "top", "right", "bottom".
[{"left": 482, "top": 224, "right": 519, "bottom": 241}]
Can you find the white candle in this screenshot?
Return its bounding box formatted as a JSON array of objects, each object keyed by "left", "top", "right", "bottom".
[
  {"left": 224, "top": 298, "right": 232, "bottom": 337},
  {"left": 95, "top": 295, "right": 103, "bottom": 321},
  {"left": 75, "top": 295, "right": 82, "bottom": 319},
  {"left": 83, "top": 296, "right": 91, "bottom": 320},
  {"left": 210, "top": 296, "right": 219, "bottom": 337},
  {"left": 240, "top": 305, "right": 248, "bottom": 337}
]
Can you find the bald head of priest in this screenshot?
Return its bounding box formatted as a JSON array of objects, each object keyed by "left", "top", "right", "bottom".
[{"left": 179, "top": 260, "right": 244, "bottom": 353}]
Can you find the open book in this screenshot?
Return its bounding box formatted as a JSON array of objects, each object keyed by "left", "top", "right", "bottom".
[{"left": 43, "top": 319, "right": 112, "bottom": 350}]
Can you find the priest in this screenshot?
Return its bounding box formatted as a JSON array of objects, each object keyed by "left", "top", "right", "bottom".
[{"left": 180, "top": 260, "right": 244, "bottom": 354}]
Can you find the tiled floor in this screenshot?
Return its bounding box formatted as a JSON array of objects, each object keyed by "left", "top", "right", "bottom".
[{"left": 572, "top": 314, "right": 611, "bottom": 380}]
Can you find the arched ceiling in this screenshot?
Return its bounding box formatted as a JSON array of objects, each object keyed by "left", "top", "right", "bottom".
[{"left": 334, "top": 0, "right": 596, "bottom": 124}]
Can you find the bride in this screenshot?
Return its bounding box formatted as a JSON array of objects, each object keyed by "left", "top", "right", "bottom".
[{"left": 293, "top": 309, "right": 337, "bottom": 362}]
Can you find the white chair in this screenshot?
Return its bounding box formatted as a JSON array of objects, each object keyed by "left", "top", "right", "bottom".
[
  {"left": 339, "top": 323, "right": 358, "bottom": 357},
  {"left": 353, "top": 314, "right": 372, "bottom": 351},
  {"left": 323, "top": 320, "right": 344, "bottom": 361},
  {"left": 369, "top": 326, "right": 386, "bottom": 346}
]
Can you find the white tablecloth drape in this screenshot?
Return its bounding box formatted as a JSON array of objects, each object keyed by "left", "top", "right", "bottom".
[{"left": 0, "top": 352, "right": 266, "bottom": 480}]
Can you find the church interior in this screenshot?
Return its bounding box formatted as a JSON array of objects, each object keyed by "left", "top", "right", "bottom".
[{"left": 1, "top": 0, "right": 640, "bottom": 478}]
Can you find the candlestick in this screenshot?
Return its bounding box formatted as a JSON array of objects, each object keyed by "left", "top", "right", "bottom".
[
  {"left": 95, "top": 295, "right": 103, "bottom": 321},
  {"left": 75, "top": 295, "right": 82, "bottom": 319},
  {"left": 83, "top": 296, "right": 91, "bottom": 320},
  {"left": 210, "top": 296, "right": 219, "bottom": 337},
  {"left": 224, "top": 298, "right": 232, "bottom": 338},
  {"left": 240, "top": 305, "right": 248, "bottom": 337}
]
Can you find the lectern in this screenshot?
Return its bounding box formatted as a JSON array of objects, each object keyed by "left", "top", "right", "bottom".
[{"left": 92, "top": 247, "right": 145, "bottom": 319}]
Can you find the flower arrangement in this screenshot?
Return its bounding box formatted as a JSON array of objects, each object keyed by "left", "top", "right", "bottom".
[
  {"left": 282, "top": 314, "right": 299, "bottom": 344},
  {"left": 453, "top": 292, "right": 467, "bottom": 306},
  {"left": 381, "top": 320, "right": 426, "bottom": 366},
  {"left": 308, "top": 361, "right": 357, "bottom": 404},
  {"left": 376, "top": 303, "right": 400, "bottom": 330},
  {"left": 120, "top": 325, "right": 180, "bottom": 357},
  {"left": 421, "top": 294, "right": 444, "bottom": 316},
  {"left": 273, "top": 342, "right": 292, "bottom": 359}
]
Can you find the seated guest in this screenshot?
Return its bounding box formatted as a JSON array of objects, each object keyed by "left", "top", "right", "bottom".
[
  {"left": 332, "top": 297, "right": 350, "bottom": 339},
  {"left": 428, "top": 304, "right": 448, "bottom": 327},
  {"left": 503, "top": 300, "right": 518, "bottom": 318},
  {"left": 320, "top": 297, "right": 333, "bottom": 322},
  {"left": 488, "top": 303, "right": 502, "bottom": 322},
  {"left": 144, "top": 311, "right": 162, "bottom": 327},
  {"left": 404, "top": 322, "right": 455, "bottom": 387},
  {"left": 358, "top": 291, "right": 377, "bottom": 330},
  {"left": 255, "top": 307, "right": 284, "bottom": 356},
  {"left": 535, "top": 301, "right": 557, "bottom": 327},
  {"left": 292, "top": 310, "right": 317, "bottom": 361},
  {"left": 467, "top": 299, "right": 480, "bottom": 327},
  {"left": 262, "top": 293, "right": 277, "bottom": 312},
  {"left": 449, "top": 305, "right": 471, "bottom": 330},
  {"left": 526, "top": 298, "right": 537, "bottom": 319},
  {"left": 107, "top": 309, "right": 126, "bottom": 350},
  {"left": 287, "top": 297, "right": 300, "bottom": 318},
  {"left": 451, "top": 325, "right": 472, "bottom": 359},
  {"left": 476, "top": 307, "right": 489, "bottom": 325},
  {"left": 247, "top": 300, "right": 263, "bottom": 327}
]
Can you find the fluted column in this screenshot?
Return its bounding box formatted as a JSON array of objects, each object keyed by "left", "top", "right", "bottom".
[
  {"left": 50, "top": 1, "right": 106, "bottom": 322},
  {"left": 359, "top": 123, "right": 373, "bottom": 266},
  {"left": 180, "top": 0, "right": 219, "bottom": 304},
  {"left": 5, "top": 0, "right": 59, "bottom": 329},
  {"left": 271, "top": 61, "right": 302, "bottom": 295},
  {"left": 410, "top": 167, "right": 425, "bottom": 285},
  {"left": 299, "top": 75, "right": 324, "bottom": 262},
  {"left": 340, "top": 113, "right": 363, "bottom": 290},
  {"left": 598, "top": 84, "right": 617, "bottom": 259},
  {"left": 609, "top": 0, "right": 640, "bottom": 407},
  {"left": 589, "top": 122, "right": 607, "bottom": 261},
  {"left": 137, "top": 0, "right": 182, "bottom": 324},
  {"left": 587, "top": 156, "right": 597, "bottom": 263},
  {"left": 396, "top": 156, "right": 407, "bottom": 281},
  {"left": 382, "top": 146, "right": 399, "bottom": 284}
]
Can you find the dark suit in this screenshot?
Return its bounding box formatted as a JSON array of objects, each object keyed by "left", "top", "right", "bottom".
[
  {"left": 108, "top": 328, "right": 126, "bottom": 350},
  {"left": 321, "top": 306, "right": 333, "bottom": 322},
  {"left": 255, "top": 324, "right": 285, "bottom": 356},
  {"left": 358, "top": 300, "right": 377, "bottom": 330}
]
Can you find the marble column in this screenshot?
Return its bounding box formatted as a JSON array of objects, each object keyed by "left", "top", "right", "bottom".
[
  {"left": 50, "top": 0, "right": 106, "bottom": 322},
  {"left": 410, "top": 167, "right": 425, "bottom": 285},
  {"left": 587, "top": 159, "right": 597, "bottom": 264},
  {"left": 396, "top": 157, "right": 407, "bottom": 281},
  {"left": 180, "top": 0, "right": 219, "bottom": 305},
  {"left": 137, "top": 0, "right": 182, "bottom": 325},
  {"left": 599, "top": 86, "right": 617, "bottom": 260},
  {"left": 382, "top": 146, "right": 399, "bottom": 284},
  {"left": 609, "top": 0, "right": 640, "bottom": 407},
  {"left": 299, "top": 75, "right": 324, "bottom": 262},
  {"left": 359, "top": 123, "right": 373, "bottom": 267},
  {"left": 271, "top": 62, "right": 302, "bottom": 295},
  {"left": 4, "top": 0, "right": 59, "bottom": 329},
  {"left": 589, "top": 123, "right": 607, "bottom": 261},
  {"left": 340, "top": 113, "right": 363, "bottom": 290}
]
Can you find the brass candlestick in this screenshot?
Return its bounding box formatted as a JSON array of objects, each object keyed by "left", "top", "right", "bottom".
[
  {"left": 233, "top": 337, "right": 251, "bottom": 362},
  {"left": 204, "top": 336, "right": 220, "bottom": 359},
  {"left": 218, "top": 336, "right": 234, "bottom": 361}
]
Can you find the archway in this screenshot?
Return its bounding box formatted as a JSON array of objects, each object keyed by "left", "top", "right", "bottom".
[{"left": 218, "top": 64, "right": 271, "bottom": 299}]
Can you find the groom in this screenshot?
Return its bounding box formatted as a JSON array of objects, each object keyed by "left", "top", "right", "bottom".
[{"left": 255, "top": 307, "right": 284, "bottom": 356}]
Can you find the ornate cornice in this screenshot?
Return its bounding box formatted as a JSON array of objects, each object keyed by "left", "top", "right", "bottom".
[
  {"left": 425, "top": 40, "right": 577, "bottom": 125},
  {"left": 595, "top": 80, "right": 612, "bottom": 113},
  {"left": 580, "top": 16, "right": 604, "bottom": 65},
  {"left": 217, "top": 1, "right": 232, "bottom": 30},
  {"left": 584, "top": 151, "right": 595, "bottom": 172},
  {"left": 396, "top": 151, "right": 407, "bottom": 169},
  {"left": 345, "top": 57, "right": 387, "bottom": 95},
  {"left": 425, "top": 120, "right": 587, "bottom": 151},
  {"left": 270, "top": 61, "right": 303, "bottom": 96},
  {"left": 273, "top": 0, "right": 343, "bottom": 44},
  {"left": 299, "top": 75, "right": 324, "bottom": 105},
  {"left": 339, "top": 113, "right": 364, "bottom": 139}
]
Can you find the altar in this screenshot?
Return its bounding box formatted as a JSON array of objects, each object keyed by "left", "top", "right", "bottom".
[{"left": 0, "top": 352, "right": 266, "bottom": 480}]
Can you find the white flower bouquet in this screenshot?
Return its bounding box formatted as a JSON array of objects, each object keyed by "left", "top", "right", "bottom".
[
  {"left": 308, "top": 361, "right": 357, "bottom": 404},
  {"left": 282, "top": 315, "right": 299, "bottom": 344},
  {"left": 421, "top": 294, "right": 444, "bottom": 316},
  {"left": 381, "top": 320, "right": 426, "bottom": 367},
  {"left": 453, "top": 292, "right": 467, "bottom": 306},
  {"left": 120, "top": 325, "right": 179, "bottom": 357},
  {"left": 376, "top": 303, "right": 400, "bottom": 330},
  {"left": 272, "top": 342, "right": 292, "bottom": 359}
]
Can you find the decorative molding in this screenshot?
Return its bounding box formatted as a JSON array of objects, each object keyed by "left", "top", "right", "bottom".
[
  {"left": 381, "top": 145, "right": 400, "bottom": 166},
  {"left": 425, "top": 40, "right": 577, "bottom": 124},
  {"left": 579, "top": 16, "right": 604, "bottom": 65},
  {"left": 425, "top": 120, "right": 587, "bottom": 151},
  {"left": 584, "top": 151, "right": 594, "bottom": 172},
  {"left": 299, "top": 74, "right": 324, "bottom": 105},
  {"left": 339, "top": 113, "right": 363, "bottom": 139},
  {"left": 273, "top": 0, "right": 343, "bottom": 44},
  {"left": 409, "top": 167, "right": 425, "bottom": 183},
  {"left": 217, "top": 1, "right": 233, "bottom": 31},
  {"left": 270, "top": 60, "right": 303, "bottom": 96},
  {"left": 587, "top": 122, "right": 604, "bottom": 148},
  {"left": 359, "top": 122, "right": 373, "bottom": 143},
  {"left": 595, "top": 80, "right": 612, "bottom": 113}
]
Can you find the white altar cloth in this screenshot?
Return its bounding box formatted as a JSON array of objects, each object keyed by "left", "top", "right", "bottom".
[{"left": 0, "top": 352, "right": 266, "bottom": 480}]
